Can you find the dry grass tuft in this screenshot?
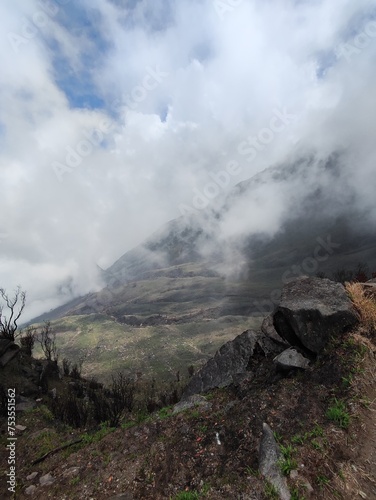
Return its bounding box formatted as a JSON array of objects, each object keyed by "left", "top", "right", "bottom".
[{"left": 346, "top": 282, "right": 376, "bottom": 334}]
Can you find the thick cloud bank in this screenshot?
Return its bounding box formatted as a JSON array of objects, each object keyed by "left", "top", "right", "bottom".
[{"left": 0, "top": 0, "right": 375, "bottom": 319}]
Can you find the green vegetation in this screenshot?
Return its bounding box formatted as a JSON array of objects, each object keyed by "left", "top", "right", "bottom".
[
  {"left": 264, "top": 481, "right": 279, "bottom": 499},
  {"left": 173, "top": 491, "right": 200, "bottom": 500},
  {"left": 290, "top": 488, "right": 305, "bottom": 500},
  {"left": 81, "top": 422, "right": 115, "bottom": 445},
  {"left": 278, "top": 444, "right": 297, "bottom": 476},
  {"left": 316, "top": 474, "right": 330, "bottom": 487},
  {"left": 326, "top": 398, "right": 350, "bottom": 429}
]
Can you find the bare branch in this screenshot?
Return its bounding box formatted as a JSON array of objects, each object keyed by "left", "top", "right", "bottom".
[{"left": 0, "top": 286, "right": 27, "bottom": 340}]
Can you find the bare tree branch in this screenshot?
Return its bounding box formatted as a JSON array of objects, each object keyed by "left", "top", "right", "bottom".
[{"left": 0, "top": 286, "right": 26, "bottom": 340}]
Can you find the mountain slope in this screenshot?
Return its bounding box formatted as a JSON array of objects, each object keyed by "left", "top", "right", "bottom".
[{"left": 29, "top": 152, "right": 376, "bottom": 380}]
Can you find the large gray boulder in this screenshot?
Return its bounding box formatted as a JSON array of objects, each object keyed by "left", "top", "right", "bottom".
[
  {"left": 273, "top": 276, "right": 359, "bottom": 353},
  {"left": 181, "top": 330, "right": 259, "bottom": 399}
]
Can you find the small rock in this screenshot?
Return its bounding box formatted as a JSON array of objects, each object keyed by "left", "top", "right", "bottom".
[
  {"left": 290, "top": 469, "right": 299, "bottom": 479},
  {"left": 301, "top": 478, "right": 314, "bottom": 494},
  {"left": 25, "top": 485, "right": 37, "bottom": 496},
  {"left": 39, "top": 473, "right": 55, "bottom": 486},
  {"left": 16, "top": 401, "right": 36, "bottom": 412},
  {"left": 273, "top": 348, "right": 310, "bottom": 371},
  {"left": 16, "top": 424, "right": 27, "bottom": 432},
  {"left": 62, "top": 467, "right": 80, "bottom": 478},
  {"left": 26, "top": 472, "right": 38, "bottom": 481},
  {"left": 173, "top": 394, "right": 212, "bottom": 414},
  {"left": 109, "top": 494, "right": 134, "bottom": 500}
]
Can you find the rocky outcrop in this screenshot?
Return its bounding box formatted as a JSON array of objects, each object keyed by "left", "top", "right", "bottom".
[
  {"left": 259, "top": 423, "right": 291, "bottom": 500},
  {"left": 273, "top": 276, "right": 359, "bottom": 353},
  {"left": 182, "top": 330, "right": 260, "bottom": 399},
  {"left": 181, "top": 276, "right": 359, "bottom": 400}
]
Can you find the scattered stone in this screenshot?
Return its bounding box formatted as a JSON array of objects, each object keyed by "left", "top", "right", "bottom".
[
  {"left": 289, "top": 469, "right": 299, "bottom": 479},
  {"left": 39, "top": 473, "right": 55, "bottom": 486},
  {"left": 62, "top": 467, "right": 81, "bottom": 478},
  {"left": 259, "top": 423, "right": 291, "bottom": 500},
  {"left": 273, "top": 348, "right": 310, "bottom": 371},
  {"left": 16, "top": 424, "right": 27, "bottom": 432},
  {"left": 173, "top": 394, "right": 212, "bottom": 414},
  {"left": 26, "top": 472, "right": 38, "bottom": 481},
  {"left": 109, "top": 494, "right": 134, "bottom": 500},
  {"left": 302, "top": 478, "right": 314, "bottom": 494},
  {"left": 273, "top": 276, "right": 359, "bottom": 353},
  {"left": 16, "top": 397, "right": 36, "bottom": 412},
  {"left": 25, "top": 485, "right": 37, "bottom": 496},
  {"left": 182, "top": 330, "right": 260, "bottom": 398}
]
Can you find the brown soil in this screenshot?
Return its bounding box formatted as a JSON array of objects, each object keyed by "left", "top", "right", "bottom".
[{"left": 0, "top": 328, "right": 375, "bottom": 499}]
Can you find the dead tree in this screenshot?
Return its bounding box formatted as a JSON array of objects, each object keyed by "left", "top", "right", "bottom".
[{"left": 0, "top": 286, "right": 26, "bottom": 340}]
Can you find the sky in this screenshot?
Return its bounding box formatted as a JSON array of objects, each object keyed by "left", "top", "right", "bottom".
[{"left": 0, "top": 0, "right": 375, "bottom": 320}]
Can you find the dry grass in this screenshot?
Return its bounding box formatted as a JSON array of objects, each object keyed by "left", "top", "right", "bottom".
[{"left": 346, "top": 282, "right": 376, "bottom": 334}]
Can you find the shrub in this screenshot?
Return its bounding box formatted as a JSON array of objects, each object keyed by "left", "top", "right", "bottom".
[
  {"left": 62, "top": 358, "right": 71, "bottom": 376},
  {"left": 20, "top": 326, "right": 36, "bottom": 356},
  {"left": 50, "top": 388, "right": 89, "bottom": 428},
  {"left": 346, "top": 282, "right": 376, "bottom": 333},
  {"left": 37, "top": 321, "right": 58, "bottom": 362},
  {"left": 70, "top": 359, "right": 83, "bottom": 379},
  {"left": 0, "top": 286, "right": 26, "bottom": 340}
]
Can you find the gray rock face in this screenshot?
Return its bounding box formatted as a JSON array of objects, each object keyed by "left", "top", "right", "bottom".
[
  {"left": 182, "top": 330, "right": 259, "bottom": 399},
  {"left": 261, "top": 315, "right": 289, "bottom": 347},
  {"left": 273, "top": 276, "right": 359, "bottom": 353},
  {"left": 259, "top": 423, "right": 291, "bottom": 500},
  {"left": 273, "top": 348, "right": 310, "bottom": 371}
]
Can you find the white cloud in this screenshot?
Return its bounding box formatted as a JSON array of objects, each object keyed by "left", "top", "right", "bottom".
[{"left": 0, "top": 0, "right": 375, "bottom": 319}]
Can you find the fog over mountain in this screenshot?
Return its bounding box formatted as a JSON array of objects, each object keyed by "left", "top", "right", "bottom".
[{"left": 0, "top": 0, "right": 375, "bottom": 320}]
